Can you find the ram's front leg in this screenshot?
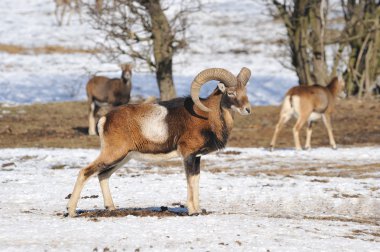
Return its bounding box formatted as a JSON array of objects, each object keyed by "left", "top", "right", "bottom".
[{"left": 184, "top": 155, "right": 201, "bottom": 216}]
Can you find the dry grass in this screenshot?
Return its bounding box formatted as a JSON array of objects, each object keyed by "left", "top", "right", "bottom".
[
  {"left": 262, "top": 214, "right": 380, "bottom": 230},
  {"left": 0, "top": 43, "right": 99, "bottom": 55},
  {"left": 1, "top": 98, "right": 380, "bottom": 149},
  {"left": 303, "top": 163, "right": 380, "bottom": 179},
  {"left": 303, "top": 216, "right": 380, "bottom": 226},
  {"left": 203, "top": 162, "right": 380, "bottom": 179},
  {"left": 352, "top": 229, "right": 380, "bottom": 238}
]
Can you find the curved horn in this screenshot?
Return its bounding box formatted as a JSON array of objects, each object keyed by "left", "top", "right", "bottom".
[
  {"left": 237, "top": 67, "right": 251, "bottom": 86},
  {"left": 190, "top": 68, "right": 237, "bottom": 112}
]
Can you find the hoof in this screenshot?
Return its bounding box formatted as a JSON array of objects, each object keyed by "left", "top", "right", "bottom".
[
  {"left": 66, "top": 206, "right": 78, "bottom": 217},
  {"left": 188, "top": 208, "right": 202, "bottom": 216},
  {"left": 67, "top": 210, "right": 78, "bottom": 217}
]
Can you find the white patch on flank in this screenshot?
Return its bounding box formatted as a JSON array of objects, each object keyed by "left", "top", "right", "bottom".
[
  {"left": 128, "top": 150, "right": 179, "bottom": 162},
  {"left": 140, "top": 105, "right": 169, "bottom": 143},
  {"left": 97, "top": 116, "right": 107, "bottom": 148}
]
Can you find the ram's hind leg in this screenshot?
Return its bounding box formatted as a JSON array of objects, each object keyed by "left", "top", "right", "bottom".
[
  {"left": 66, "top": 149, "right": 129, "bottom": 217},
  {"left": 66, "top": 157, "right": 105, "bottom": 217},
  {"left": 98, "top": 154, "right": 132, "bottom": 211}
]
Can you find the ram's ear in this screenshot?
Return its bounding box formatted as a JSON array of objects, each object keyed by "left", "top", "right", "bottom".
[{"left": 217, "top": 83, "right": 226, "bottom": 92}]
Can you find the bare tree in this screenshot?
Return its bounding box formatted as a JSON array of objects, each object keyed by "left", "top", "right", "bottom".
[
  {"left": 339, "top": 0, "right": 380, "bottom": 96},
  {"left": 271, "top": 0, "right": 329, "bottom": 85},
  {"left": 269, "top": 0, "right": 380, "bottom": 97},
  {"left": 87, "top": 0, "right": 200, "bottom": 100}
]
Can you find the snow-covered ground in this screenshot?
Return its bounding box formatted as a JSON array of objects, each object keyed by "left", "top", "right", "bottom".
[
  {"left": 0, "top": 0, "right": 296, "bottom": 105},
  {"left": 1, "top": 1, "right": 378, "bottom": 251},
  {"left": 0, "top": 147, "right": 379, "bottom": 251}
]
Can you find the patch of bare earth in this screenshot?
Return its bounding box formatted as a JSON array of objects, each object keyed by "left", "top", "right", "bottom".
[
  {"left": 1, "top": 98, "right": 379, "bottom": 149},
  {"left": 59, "top": 206, "right": 209, "bottom": 219}
]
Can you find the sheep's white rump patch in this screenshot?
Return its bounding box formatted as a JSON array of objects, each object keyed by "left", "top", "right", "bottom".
[{"left": 140, "top": 105, "right": 169, "bottom": 143}]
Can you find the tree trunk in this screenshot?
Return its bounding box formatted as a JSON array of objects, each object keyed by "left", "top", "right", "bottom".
[
  {"left": 95, "top": 0, "right": 103, "bottom": 14},
  {"left": 346, "top": 46, "right": 359, "bottom": 94},
  {"left": 143, "top": 0, "right": 177, "bottom": 100},
  {"left": 291, "top": 14, "right": 312, "bottom": 85},
  {"left": 156, "top": 58, "right": 176, "bottom": 101},
  {"left": 291, "top": 0, "right": 312, "bottom": 85},
  {"left": 367, "top": 6, "right": 380, "bottom": 95},
  {"left": 274, "top": 0, "right": 320, "bottom": 85},
  {"left": 309, "top": 0, "right": 328, "bottom": 85},
  {"left": 298, "top": 15, "right": 312, "bottom": 85}
]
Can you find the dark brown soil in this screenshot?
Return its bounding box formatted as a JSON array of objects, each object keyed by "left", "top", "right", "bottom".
[
  {"left": 0, "top": 97, "right": 379, "bottom": 148},
  {"left": 60, "top": 206, "right": 208, "bottom": 218}
]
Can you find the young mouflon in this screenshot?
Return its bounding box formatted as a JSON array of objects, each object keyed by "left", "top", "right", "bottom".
[
  {"left": 86, "top": 63, "right": 133, "bottom": 135},
  {"left": 270, "top": 76, "right": 346, "bottom": 151}
]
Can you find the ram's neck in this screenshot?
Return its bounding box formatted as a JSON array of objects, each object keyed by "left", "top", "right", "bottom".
[{"left": 202, "top": 89, "right": 234, "bottom": 143}]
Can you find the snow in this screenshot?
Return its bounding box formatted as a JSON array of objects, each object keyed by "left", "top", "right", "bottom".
[
  {"left": 0, "top": 1, "right": 379, "bottom": 250},
  {"left": 0, "top": 147, "right": 379, "bottom": 251},
  {"left": 0, "top": 0, "right": 296, "bottom": 105}
]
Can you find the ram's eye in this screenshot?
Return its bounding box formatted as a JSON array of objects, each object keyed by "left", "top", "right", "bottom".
[{"left": 227, "top": 91, "right": 236, "bottom": 97}]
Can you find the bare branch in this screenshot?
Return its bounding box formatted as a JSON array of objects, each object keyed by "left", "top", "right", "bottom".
[{"left": 272, "top": 0, "right": 295, "bottom": 32}]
